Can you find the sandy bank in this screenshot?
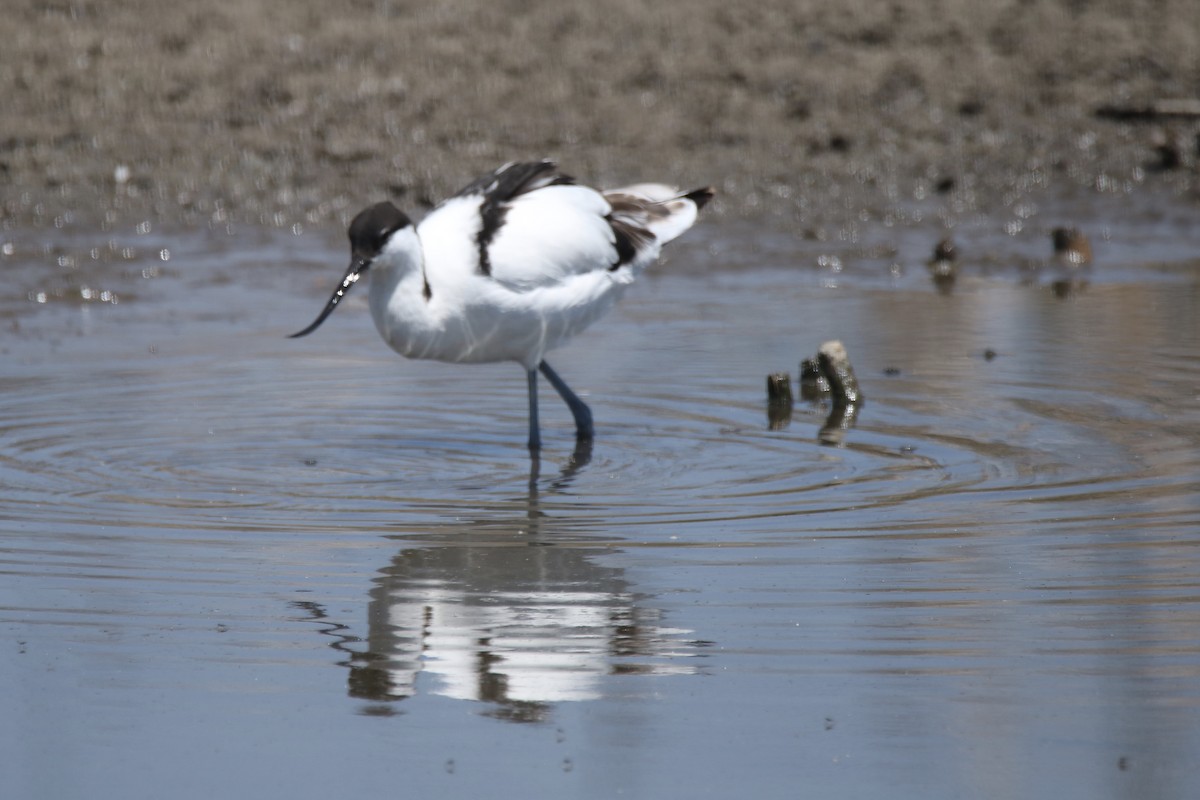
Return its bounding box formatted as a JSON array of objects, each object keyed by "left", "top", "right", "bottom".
[{"left": 3, "top": 0, "right": 1198, "bottom": 230}]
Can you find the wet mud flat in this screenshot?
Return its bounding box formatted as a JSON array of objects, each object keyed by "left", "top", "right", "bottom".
[{"left": 4, "top": 0, "right": 1200, "bottom": 231}]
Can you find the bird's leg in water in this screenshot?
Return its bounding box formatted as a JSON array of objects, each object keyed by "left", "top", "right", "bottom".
[
  {"left": 539, "top": 360, "right": 594, "bottom": 441},
  {"left": 527, "top": 368, "right": 542, "bottom": 452}
]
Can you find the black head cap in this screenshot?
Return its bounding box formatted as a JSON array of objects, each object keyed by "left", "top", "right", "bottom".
[
  {"left": 288, "top": 201, "right": 413, "bottom": 339},
  {"left": 349, "top": 202, "right": 412, "bottom": 260}
]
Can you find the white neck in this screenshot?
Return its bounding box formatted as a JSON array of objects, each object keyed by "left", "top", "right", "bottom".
[{"left": 367, "top": 226, "right": 435, "bottom": 353}]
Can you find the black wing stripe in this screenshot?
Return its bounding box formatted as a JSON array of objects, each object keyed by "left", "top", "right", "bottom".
[
  {"left": 457, "top": 161, "right": 576, "bottom": 277},
  {"left": 603, "top": 193, "right": 668, "bottom": 270},
  {"left": 607, "top": 217, "right": 655, "bottom": 270}
]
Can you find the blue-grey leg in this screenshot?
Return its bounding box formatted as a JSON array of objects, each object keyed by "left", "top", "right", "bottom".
[
  {"left": 539, "top": 360, "right": 594, "bottom": 441},
  {"left": 527, "top": 368, "right": 542, "bottom": 452}
]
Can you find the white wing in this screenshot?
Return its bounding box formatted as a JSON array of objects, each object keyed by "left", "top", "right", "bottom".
[
  {"left": 416, "top": 161, "right": 710, "bottom": 292},
  {"left": 486, "top": 184, "right": 624, "bottom": 289}
]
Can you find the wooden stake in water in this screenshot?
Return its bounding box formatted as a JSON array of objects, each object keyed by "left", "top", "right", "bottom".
[
  {"left": 766, "top": 372, "right": 793, "bottom": 430},
  {"left": 816, "top": 340, "right": 862, "bottom": 407}
]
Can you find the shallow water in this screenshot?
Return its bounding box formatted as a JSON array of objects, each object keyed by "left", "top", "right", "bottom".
[{"left": 3, "top": 196, "right": 1199, "bottom": 798}]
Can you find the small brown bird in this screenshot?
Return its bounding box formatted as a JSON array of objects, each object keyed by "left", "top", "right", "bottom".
[
  {"left": 1051, "top": 227, "right": 1092, "bottom": 267},
  {"left": 927, "top": 236, "right": 957, "bottom": 293}
]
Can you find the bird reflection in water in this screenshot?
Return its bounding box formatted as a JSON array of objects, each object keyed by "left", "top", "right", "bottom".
[{"left": 293, "top": 443, "right": 709, "bottom": 721}]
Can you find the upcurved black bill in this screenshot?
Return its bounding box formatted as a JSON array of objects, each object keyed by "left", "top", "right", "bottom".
[{"left": 289, "top": 258, "right": 367, "bottom": 338}]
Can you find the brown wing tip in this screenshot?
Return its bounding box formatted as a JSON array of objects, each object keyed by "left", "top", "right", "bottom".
[{"left": 685, "top": 186, "right": 716, "bottom": 210}]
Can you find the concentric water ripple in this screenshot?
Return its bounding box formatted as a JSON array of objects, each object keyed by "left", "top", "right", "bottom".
[
  {"left": 3, "top": 232, "right": 1197, "bottom": 543},
  {"left": 4, "top": 218, "right": 1200, "bottom": 799}
]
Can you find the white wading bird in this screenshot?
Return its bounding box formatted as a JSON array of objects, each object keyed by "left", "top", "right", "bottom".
[{"left": 291, "top": 160, "right": 713, "bottom": 451}]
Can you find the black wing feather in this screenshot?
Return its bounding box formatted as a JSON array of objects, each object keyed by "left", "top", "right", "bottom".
[{"left": 454, "top": 161, "right": 577, "bottom": 276}]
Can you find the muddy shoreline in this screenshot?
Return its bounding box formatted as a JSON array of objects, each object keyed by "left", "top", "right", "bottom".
[{"left": 3, "top": 0, "right": 1199, "bottom": 231}]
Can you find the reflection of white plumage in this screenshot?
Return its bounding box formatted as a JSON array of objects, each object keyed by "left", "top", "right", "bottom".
[{"left": 292, "top": 160, "right": 713, "bottom": 450}]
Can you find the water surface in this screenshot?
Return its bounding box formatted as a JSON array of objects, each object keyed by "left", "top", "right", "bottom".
[{"left": 2, "top": 197, "right": 1199, "bottom": 798}]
